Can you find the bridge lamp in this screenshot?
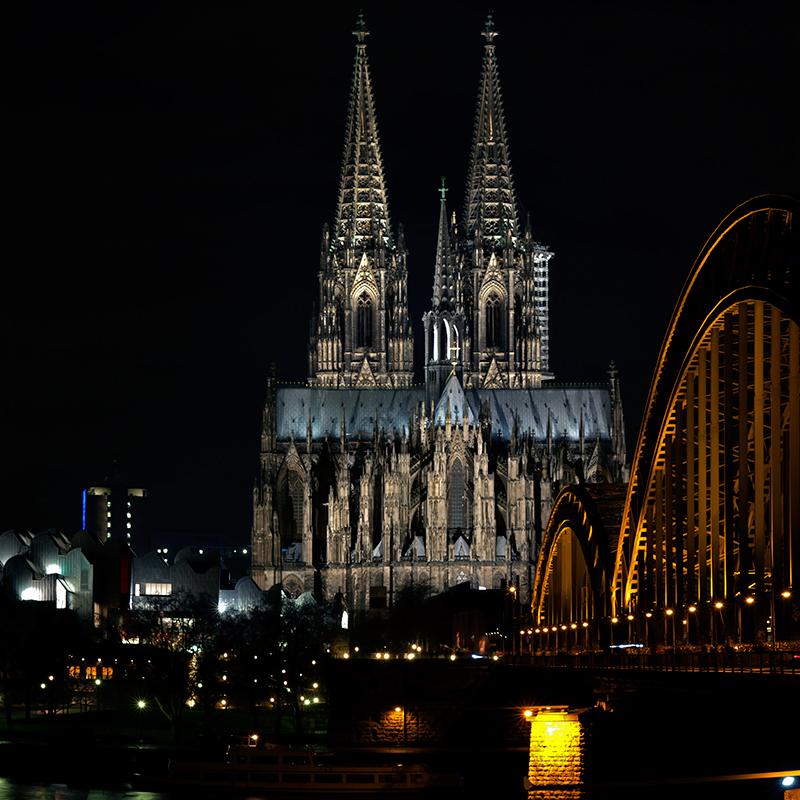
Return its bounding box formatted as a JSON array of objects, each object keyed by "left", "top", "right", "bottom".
[
  {"left": 535, "top": 628, "right": 541, "bottom": 634},
  {"left": 582, "top": 622, "right": 589, "bottom": 628},
  {"left": 715, "top": 601, "right": 723, "bottom": 609},
  {"left": 543, "top": 627, "right": 549, "bottom": 633},
  {"left": 665, "top": 609, "right": 674, "bottom": 616},
  {"left": 571, "top": 623, "right": 577, "bottom": 630},
  {"left": 561, "top": 625, "right": 567, "bottom": 631},
  {"left": 688, "top": 606, "right": 697, "bottom": 613},
  {"left": 627, "top": 615, "right": 634, "bottom": 621},
  {"left": 781, "top": 591, "right": 791, "bottom": 599},
  {"left": 745, "top": 597, "right": 755, "bottom": 605},
  {"left": 611, "top": 617, "right": 618, "bottom": 624},
  {"left": 645, "top": 612, "right": 652, "bottom": 618}
]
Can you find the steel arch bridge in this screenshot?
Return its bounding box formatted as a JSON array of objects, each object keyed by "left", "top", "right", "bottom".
[{"left": 533, "top": 195, "right": 799, "bottom": 647}]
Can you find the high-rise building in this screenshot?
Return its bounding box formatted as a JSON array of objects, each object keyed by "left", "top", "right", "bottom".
[
  {"left": 251, "top": 16, "right": 627, "bottom": 614},
  {"left": 83, "top": 462, "right": 148, "bottom": 554}
]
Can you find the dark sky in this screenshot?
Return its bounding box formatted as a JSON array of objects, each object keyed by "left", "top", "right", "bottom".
[{"left": 4, "top": 2, "right": 797, "bottom": 545}]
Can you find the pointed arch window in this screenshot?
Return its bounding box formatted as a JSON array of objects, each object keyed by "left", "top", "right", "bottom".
[
  {"left": 356, "top": 293, "right": 373, "bottom": 348},
  {"left": 449, "top": 459, "right": 465, "bottom": 531},
  {"left": 485, "top": 294, "right": 504, "bottom": 349}
]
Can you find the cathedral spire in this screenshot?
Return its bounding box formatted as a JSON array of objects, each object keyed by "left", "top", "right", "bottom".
[
  {"left": 333, "top": 14, "right": 391, "bottom": 249},
  {"left": 464, "top": 14, "right": 518, "bottom": 246},
  {"left": 431, "top": 179, "right": 456, "bottom": 312}
]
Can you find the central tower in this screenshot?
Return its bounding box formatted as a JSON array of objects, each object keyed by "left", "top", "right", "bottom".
[{"left": 308, "top": 16, "right": 414, "bottom": 388}]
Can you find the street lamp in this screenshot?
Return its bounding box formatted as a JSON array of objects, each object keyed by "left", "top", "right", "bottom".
[{"left": 666, "top": 609, "right": 675, "bottom": 648}]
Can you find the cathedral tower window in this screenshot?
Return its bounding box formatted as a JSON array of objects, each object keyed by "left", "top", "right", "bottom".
[
  {"left": 356, "top": 293, "right": 373, "bottom": 348},
  {"left": 485, "top": 294, "right": 504, "bottom": 349}
]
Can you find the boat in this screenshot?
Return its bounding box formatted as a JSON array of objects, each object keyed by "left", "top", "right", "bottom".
[{"left": 129, "top": 735, "right": 460, "bottom": 793}]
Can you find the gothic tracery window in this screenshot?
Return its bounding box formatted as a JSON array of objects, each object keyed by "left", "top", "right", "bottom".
[
  {"left": 449, "top": 459, "right": 465, "bottom": 531},
  {"left": 356, "top": 293, "right": 373, "bottom": 348},
  {"left": 485, "top": 293, "right": 503, "bottom": 349}
]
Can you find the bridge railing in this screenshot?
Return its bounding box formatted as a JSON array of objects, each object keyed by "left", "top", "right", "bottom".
[{"left": 515, "top": 650, "right": 800, "bottom": 675}]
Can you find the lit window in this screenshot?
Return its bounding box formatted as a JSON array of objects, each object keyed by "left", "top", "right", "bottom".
[{"left": 144, "top": 583, "right": 171, "bottom": 596}]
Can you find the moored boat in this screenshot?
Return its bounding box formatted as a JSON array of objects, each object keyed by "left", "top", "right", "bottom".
[{"left": 130, "top": 736, "right": 460, "bottom": 793}]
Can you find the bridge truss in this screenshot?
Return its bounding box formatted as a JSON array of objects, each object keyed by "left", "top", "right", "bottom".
[{"left": 534, "top": 196, "right": 799, "bottom": 647}]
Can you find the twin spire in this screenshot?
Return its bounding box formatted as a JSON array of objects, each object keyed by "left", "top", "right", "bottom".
[
  {"left": 464, "top": 14, "right": 519, "bottom": 245},
  {"left": 333, "top": 14, "right": 392, "bottom": 250}
]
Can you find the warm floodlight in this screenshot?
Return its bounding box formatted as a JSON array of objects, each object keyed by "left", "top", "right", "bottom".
[{"left": 746, "top": 597, "right": 755, "bottom": 604}]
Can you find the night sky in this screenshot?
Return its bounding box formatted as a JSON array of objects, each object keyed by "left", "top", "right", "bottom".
[{"left": 5, "top": 2, "right": 797, "bottom": 547}]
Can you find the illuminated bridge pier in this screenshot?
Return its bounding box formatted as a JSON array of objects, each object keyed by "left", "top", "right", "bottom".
[{"left": 533, "top": 195, "right": 799, "bottom": 649}]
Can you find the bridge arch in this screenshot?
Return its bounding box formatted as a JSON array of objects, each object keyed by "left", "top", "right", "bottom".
[
  {"left": 614, "top": 195, "right": 799, "bottom": 645},
  {"left": 532, "top": 484, "right": 626, "bottom": 646}
]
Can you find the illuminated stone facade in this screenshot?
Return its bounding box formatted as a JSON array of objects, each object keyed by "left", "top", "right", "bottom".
[{"left": 251, "top": 16, "right": 627, "bottom": 614}]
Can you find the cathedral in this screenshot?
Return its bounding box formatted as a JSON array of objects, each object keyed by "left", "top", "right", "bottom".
[{"left": 250, "top": 15, "right": 627, "bottom": 614}]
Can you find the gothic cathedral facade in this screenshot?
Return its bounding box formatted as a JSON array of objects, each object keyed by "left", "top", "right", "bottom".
[{"left": 251, "top": 16, "right": 627, "bottom": 614}]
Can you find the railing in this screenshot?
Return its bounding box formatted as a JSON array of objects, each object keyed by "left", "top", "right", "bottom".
[{"left": 514, "top": 650, "right": 800, "bottom": 675}]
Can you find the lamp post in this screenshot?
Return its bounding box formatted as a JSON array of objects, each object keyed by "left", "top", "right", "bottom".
[{"left": 666, "top": 609, "right": 675, "bottom": 649}]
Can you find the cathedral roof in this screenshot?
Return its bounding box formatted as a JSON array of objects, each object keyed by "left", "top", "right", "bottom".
[
  {"left": 464, "top": 14, "right": 519, "bottom": 246},
  {"left": 474, "top": 386, "right": 613, "bottom": 443},
  {"left": 332, "top": 15, "right": 392, "bottom": 250},
  {"left": 432, "top": 377, "right": 614, "bottom": 444},
  {"left": 275, "top": 386, "right": 423, "bottom": 441}
]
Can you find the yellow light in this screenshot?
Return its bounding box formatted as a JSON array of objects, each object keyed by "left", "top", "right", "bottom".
[
  {"left": 407, "top": 652, "right": 415, "bottom": 660},
  {"left": 383, "top": 653, "right": 390, "bottom": 660},
  {"left": 570, "top": 623, "right": 577, "bottom": 629},
  {"left": 543, "top": 627, "right": 549, "bottom": 632},
  {"left": 781, "top": 591, "right": 791, "bottom": 598},
  {"left": 666, "top": 609, "right": 674, "bottom": 616},
  {"left": 221, "top": 699, "right": 226, "bottom": 706},
  {"left": 582, "top": 622, "right": 589, "bottom": 627},
  {"left": 715, "top": 602, "right": 723, "bottom": 609},
  {"left": 611, "top": 618, "right": 618, "bottom": 624},
  {"left": 645, "top": 612, "right": 652, "bottom": 618},
  {"left": 343, "top": 652, "right": 350, "bottom": 659},
  {"left": 688, "top": 606, "right": 697, "bottom": 613},
  {"left": 561, "top": 625, "right": 567, "bottom": 630},
  {"left": 450, "top": 654, "right": 456, "bottom": 661},
  {"left": 251, "top": 734, "right": 259, "bottom": 741},
  {"left": 312, "top": 683, "right": 318, "bottom": 688},
  {"left": 137, "top": 700, "right": 146, "bottom": 709},
  {"left": 627, "top": 615, "right": 634, "bottom": 621},
  {"left": 524, "top": 709, "right": 533, "bottom": 718},
  {"left": 746, "top": 597, "right": 755, "bottom": 605},
  {"left": 395, "top": 706, "right": 401, "bottom": 713},
  {"left": 535, "top": 628, "right": 541, "bottom": 633}
]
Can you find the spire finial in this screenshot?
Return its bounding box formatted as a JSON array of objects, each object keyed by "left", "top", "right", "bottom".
[
  {"left": 438, "top": 177, "right": 448, "bottom": 202},
  {"left": 353, "top": 12, "right": 369, "bottom": 45},
  {"left": 482, "top": 12, "right": 498, "bottom": 45}
]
